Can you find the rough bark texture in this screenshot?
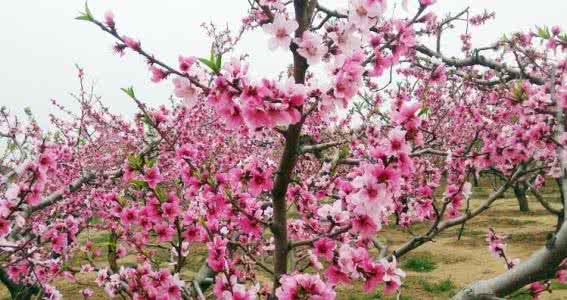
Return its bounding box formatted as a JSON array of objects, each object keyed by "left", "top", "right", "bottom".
[
  {"left": 194, "top": 263, "right": 215, "bottom": 291},
  {"left": 270, "top": 0, "right": 313, "bottom": 296},
  {"left": 108, "top": 230, "right": 119, "bottom": 273},
  {"left": 513, "top": 182, "right": 530, "bottom": 212}
]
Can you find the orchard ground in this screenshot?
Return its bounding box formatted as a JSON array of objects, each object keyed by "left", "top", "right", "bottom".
[{"left": 2, "top": 184, "right": 566, "bottom": 300}]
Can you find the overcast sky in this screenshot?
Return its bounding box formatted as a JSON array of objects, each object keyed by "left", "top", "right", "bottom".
[{"left": 0, "top": 0, "right": 565, "bottom": 128}]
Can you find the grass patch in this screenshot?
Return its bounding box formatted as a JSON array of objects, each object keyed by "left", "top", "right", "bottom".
[
  {"left": 347, "top": 291, "right": 382, "bottom": 300},
  {"left": 551, "top": 282, "right": 567, "bottom": 290},
  {"left": 346, "top": 291, "right": 411, "bottom": 300},
  {"left": 402, "top": 256, "right": 436, "bottom": 273},
  {"left": 419, "top": 278, "right": 455, "bottom": 294},
  {"left": 509, "top": 292, "right": 533, "bottom": 300}
]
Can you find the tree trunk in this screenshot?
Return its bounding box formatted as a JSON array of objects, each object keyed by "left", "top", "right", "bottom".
[
  {"left": 269, "top": 1, "right": 313, "bottom": 297},
  {"left": 108, "top": 230, "right": 119, "bottom": 273},
  {"left": 0, "top": 268, "right": 40, "bottom": 300},
  {"left": 513, "top": 182, "right": 530, "bottom": 212}
]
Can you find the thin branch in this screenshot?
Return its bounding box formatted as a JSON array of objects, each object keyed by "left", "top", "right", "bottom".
[
  {"left": 299, "top": 140, "right": 349, "bottom": 154},
  {"left": 290, "top": 225, "right": 351, "bottom": 249}
]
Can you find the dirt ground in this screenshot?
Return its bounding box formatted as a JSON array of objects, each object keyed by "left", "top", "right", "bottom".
[{"left": 1, "top": 194, "right": 565, "bottom": 299}]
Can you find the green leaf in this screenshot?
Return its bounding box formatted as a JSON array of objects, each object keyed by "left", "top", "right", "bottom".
[
  {"left": 215, "top": 54, "right": 223, "bottom": 70},
  {"left": 339, "top": 145, "right": 350, "bottom": 160},
  {"left": 127, "top": 154, "right": 143, "bottom": 170},
  {"left": 84, "top": 2, "right": 92, "bottom": 17},
  {"left": 154, "top": 186, "right": 167, "bottom": 202},
  {"left": 198, "top": 58, "right": 219, "bottom": 74},
  {"left": 130, "top": 179, "right": 147, "bottom": 190},
  {"left": 418, "top": 106, "right": 430, "bottom": 117},
  {"left": 75, "top": 2, "right": 94, "bottom": 21},
  {"left": 511, "top": 81, "right": 528, "bottom": 102},
  {"left": 146, "top": 159, "right": 157, "bottom": 168},
  {"left": 536, "top": 26, "right": 551, "bottom": 39},
  {"left": 121, "top": 86, "right": 136, "bottom": 99},
  {"left": 116, "top": 195, "right": 128, "bottom": 207},
  {"left": 75, "top": 14, "right": 92, "bottom": 21}
]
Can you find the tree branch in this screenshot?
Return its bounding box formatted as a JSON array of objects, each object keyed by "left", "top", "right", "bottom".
[{"left": 415, "top": 44, "right": 545, "bottom": 85}]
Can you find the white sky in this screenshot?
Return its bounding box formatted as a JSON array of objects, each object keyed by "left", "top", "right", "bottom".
[{"left": 0, "top": 0, "right": 565, "bottom": 128}]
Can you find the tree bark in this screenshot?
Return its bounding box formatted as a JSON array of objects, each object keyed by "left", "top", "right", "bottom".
[
  {"left": 452, "top": 221, "right": 567, "bottom": 299},
  {"left": 557, "top": 213, "right": 565, "bottom": 233},
  {"left": 513, "top": 182, "right": 530, "bottom": 212},
  {"left": 269, "top": 0, "right": 313, "bottom": 296},
  {"left": 108, "top": 230, "right": 119, "bottom": 273},
  {"left": 0, "top": 268, "right": 40, "bottom": 300}
]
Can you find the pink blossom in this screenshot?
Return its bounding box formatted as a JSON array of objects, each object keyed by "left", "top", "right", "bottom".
[
  {"left": 5, "top": 184, "right": 20, "bottom": 200},
  {"left": 51, "top": 233, "right": 67, "bottom": 254},
  {"left": 387, "top": 128, "right": 410, "bottom": 155},
  {"left": 207, "top": 237, "right": 228, "bottom": 272},
  {"left": 150, "top": 66, "right": 167, "bottom": 83},
  {"left": 430, "top": 64, "right": 447, "bottom": 83},
  {"left": 348, "top": 0, "right": 386, "bottom": 29},
  {"left": 248, "top": 168, "right": 273, "bottom": 196},
  {"left": 313, "top": 238, "right": 336, "bottom": 261},
  {"left": 162, "top": 201, "right": 180, "bottom": 220},
  {"left": 104, "top": 11, "right": 115, "bottom": 29},
  {"left": 0, "top": 219, "right": 10, "bottom": 237},
  {"left": 352, "top": 214, "right": 379, "bottom": 237},
  {"left": 557, "top": 269, "right": 567, "bottom": 284},
  {"left": 419, "top": 0, "right": 436, "bottom": 6},
  {"left": 529, "top": 282, "right": 546, "bottom": 300},
  {"left": 381, "top": 257, "right": 405, "bottom": 294},
  {"left": 43, "top": 285, "right": 63, "bottom": 300},
  {"left": 38, "top": 151, "right": 56, "bottom": 171},
  {"left": 362, "top": 261, "right": 385, "bottom": 292},
  {"left": 352, "top": 174, "right": 385, "bottom": 202},
  {"left": 120, "top": 207, "right": 138, "bottom": 225},
  {"left": 81, "top": 288, "right": 94, "bottom": 298},
  {"left": 144, "top": 166, "right": 163, "bottom": 189},
  {"left": 275, "top": 274, "right": 336, "bottom": 300},
  {"left": 262, "top": 14, "right": 299, "bottom": 51},
  {"left": 178, "top": 55, "right": 196, "bottom": 73},
  {"left": 325, "top": 265, "right": 351, "bottom": 285},
  {"left": 328, "top": 23, "right": 361, "bottom": 55},
  {"left": 153, "top": 223, "right": 175, "bottom": 242},
  {"left": 122, "top": 36, "right": 140, "bottom": 50},
  {"left": 296, "top": 31, "right": 328, "bottom": 65},
  {"left": 116, "top": 245, "right": 127, "bottom": 257},
  {"left": 183, "top": 225, "right": 205, "bottom": 242},
  {"left": 318, "top": 200, "right": 349, "bottom": 224},
  {"left": 239, "top": 216, "right": 262, "bottom": 237},
  {"left": 243, "top": 105, "right": 270, "bottom": 129},
  {"left": 173, "top": 77, "right": 199, "bottom": 108},
  {"left": 412, "top": 199, "right": 434, "bottom": 221},
  {"left": 486, "top": 228, "right": 506, "bottom": 257},
  {"left": 95, "top": 269, "right": 109, "bottom": 286}
]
